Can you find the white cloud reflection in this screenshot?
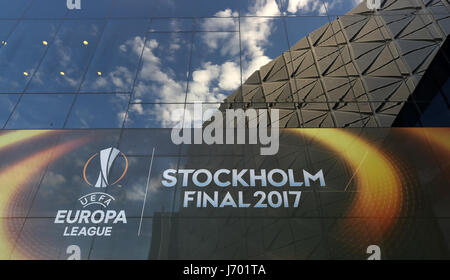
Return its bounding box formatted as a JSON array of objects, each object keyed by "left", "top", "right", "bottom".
[
  {"left": 127, "top": 0, "right": 282, "bottom": 127},
  {"left": 115, "top": 0, "right": 356, "bottom": 127}
]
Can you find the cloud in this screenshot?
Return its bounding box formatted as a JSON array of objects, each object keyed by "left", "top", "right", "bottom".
[
  {"left": 123, "top": 36, "right": 189, "bottom": 127},
  {"left": 133, "top": 37, "right": 186, "bottom": 103},
  {"left": 287, "top": 0, "right": 319, "bottom": 13},
  {"left": 188, "top": 62, "right": 222, "bottom": 102},
  {"left": 218, "top": 61, "right": 241, "bottom": 91},
  {"left": 127, "top": 0, "right": 281, "bottom": 126},
  {"left": 199, "top": 0, "right": 279, "bottom": 82},
  {"left": 203, "top": 9, "right": 238, "bottom": 27},
  {"left": 247, "top": 0, "right": 281, "bottom": 16},
  {"left": 109, "top": 66, "right": 134, "bottom": 90},
  {"left": 45, "top": 171, "right": 67, "bottom": 187},
  {"left": 126, "top": 161, "right": 177, "bottom": 202},
  {"left": 201, "top": 9, "right": 240, "bottom": 56},
  {"left": 112, "top": 0, "right": 357, "bottom": 127},
  {"left": 286, "top": 0, "right": 350, "bottom": 15},
  {"left": 126, "top": 179, "right": 146, "bottom": 201}
]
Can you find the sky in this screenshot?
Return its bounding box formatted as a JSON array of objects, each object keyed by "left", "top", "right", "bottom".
[{"left": 0, "top": 0, "right": 365, "bottom": 129}]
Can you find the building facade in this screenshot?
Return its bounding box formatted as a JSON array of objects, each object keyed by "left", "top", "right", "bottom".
[
  {"left": 0, "top": 0, "right": 448, "bottom": 260},
  {"left": 223, "top": 0, "right": 450, "bottom": 128}
]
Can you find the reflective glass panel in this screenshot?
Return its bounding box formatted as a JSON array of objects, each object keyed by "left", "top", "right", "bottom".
[
  {"left": 240, "top": 0, "right": 282, "bottom": 16},
  {"left": 24, "top": 0, "right": 67, "bottom": 19},
  {"left": 110, "top": 0, "right": 156, "bottom": 18},
  {"left": 26, "top": 20, "right": 104, "bottom": 93},
  {"left": 0, "top": 0, "right": 32, "bottom": 18},
  {"left": 67, "top": 0, "right": 114, "bottom": 19},
  {"left": 187, "top": 32, "right": 240, "bottom": 102},
  {"left": 323, "top": 0, "right": 370, "bottom": 16},
  {"left": 282, "top": 0, "right": 327, "bottom": 16},
  {"left": 0, "top": 21, "right": 16, "bottom": 41},
  {"left": 125, "top": 103, "right": 185, "bottom": 128},
  {"left": 5, "top": 94, "right": 74, "bottom": 129},
  {"left": 80, "top": 20, "right": 149, "bottom": 93},
  {"left": 153, "top": 0, "right": 198, "bottom": 17},
  {"left": 149, "top": 18, "right": 194, "bottom": 32},
  {"left": 196, "top": 0, "right": 240, "bottom": 17},
  {"left": 0, "top": 94, "right": 20, "bottom": 128},
  {"left": 88, "top": 218, "right": 153, "bottom": 259},
  {"left": 132, "top": 32, "right": 191, "bottom": 103},
  {"left": 240, "top": 17, "right": 289, "bottom": 81},
  {"left": 65, "top": 94, "right": 130, "bottom": 128},
  {"left": 0, "top": 20, "right": 60, "bottom": 93}
]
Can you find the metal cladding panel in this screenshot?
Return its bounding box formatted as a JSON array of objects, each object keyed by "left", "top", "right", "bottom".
[{"left": 224, "top": 0, "right": 450, "bottom": 128}]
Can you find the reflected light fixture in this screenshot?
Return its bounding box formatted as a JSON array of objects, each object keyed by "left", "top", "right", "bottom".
[
  {"left": 97, "top": 72, "right": 102, "bottom": 76},
  {"left": 60, "top": 72, "right": 65, "bottom": 76},
  {"left": 23, "top": 72, "right": 29, "bottom": 76},
  {"left": 42, "top": 41, "right": 48, "bottom": 46},
  {"left": 83, "top": 40, "right": 89, "bottom": 46}
]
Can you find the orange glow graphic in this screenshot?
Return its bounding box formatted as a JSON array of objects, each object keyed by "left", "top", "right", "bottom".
[
  {"left": 405, "top": 128, "right": 450, "bottom": 155},
  {"left": 0, "top": 131, "right": 90, "bottom": 260},
  {"left": 0, "top": 128, "right": 448, "bottom": 259},
  {"left": 291, "top": 129, "right": 403, "bottom": 242},
  {"left": 0, "top": 130, "right": 55, "bottom": 151},
  {"left": 404, "top": 128, "right": 450, "bottom": 176}
]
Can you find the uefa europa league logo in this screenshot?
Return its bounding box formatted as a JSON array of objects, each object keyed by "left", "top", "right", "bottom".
[
  {"left": 83, "top": 147, "right": 129, "bottom": 188},
  {"left": 367, "top": 0, "right": 381, "bottom": 10}
]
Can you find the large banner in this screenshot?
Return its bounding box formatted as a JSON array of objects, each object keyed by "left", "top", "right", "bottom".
[{"left": 0, "top": 128, "right": 449, "bottom": 259}]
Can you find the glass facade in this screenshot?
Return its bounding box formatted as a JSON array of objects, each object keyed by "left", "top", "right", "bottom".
[
  {"left": 0, "top": 0, "right": 448, "bottom": 129},
  {"left": 0, "top": 0, "right": 449, "bottom": 260}
]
